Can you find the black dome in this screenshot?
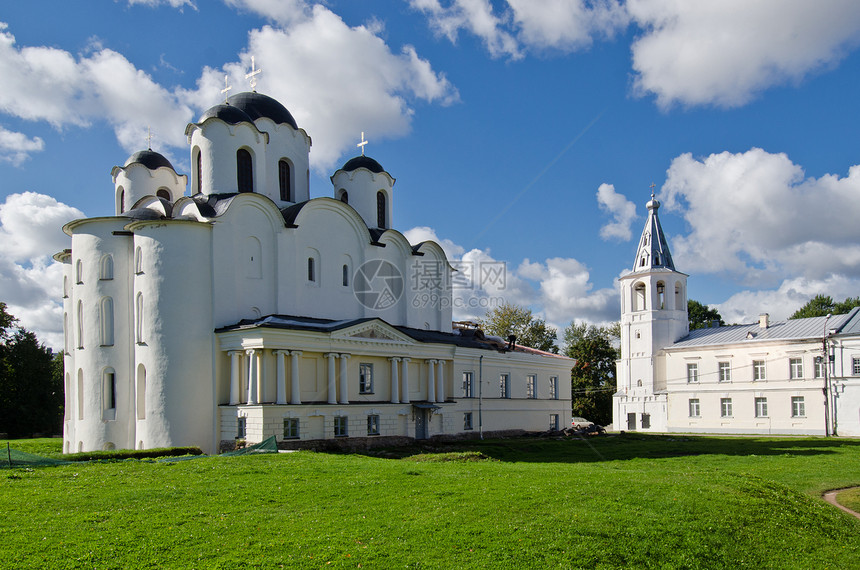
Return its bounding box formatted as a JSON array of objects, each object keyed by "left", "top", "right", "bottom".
[
  {"left": 198, "top": 103, "right": 254, "bottom": 125},
  {"left": 225, "top": 92, "right": 298, "bottom": 129},
  {"left": 342, "top": 155, "right": 385, "bottom": 174},
  {"left": 124, "top": 149, "right": 175, "bottom": 171}
]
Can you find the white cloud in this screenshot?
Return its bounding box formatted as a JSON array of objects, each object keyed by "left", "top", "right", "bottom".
[
  {"left": 408, "top": 0, "right": 522, "bottom": 59},
  {"left": 223, "top": 0, "right": 310, "bottom": 26},
  {"left": 403, "top": 226, "right": 465, "bottom": 260},
  {"left": 596, "top": 182, "right": 637, "bottom": 241},
  {"left": 627, "top": 0, "right": 860, "bottom": 108},
  {"left": 660, "top": 148, "right": 860, "bottom": 286},
  {"left": 508, "top": 0, "right": 628, "bottom": 51},
  {"left": 127, "top": 0, "right": 196, "bottom": 8},
  {"left": 0, "top": 125, "right": 43, "bottom": 165},
  {"left": 519, "top": 257, "right": 619, "bottom": 325},
  {"left": 0, "top": 192, "right": 84, "bottom": 350}
]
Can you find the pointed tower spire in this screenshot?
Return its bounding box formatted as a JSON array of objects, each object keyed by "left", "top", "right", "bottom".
[{"left": 632, "top": 187, "right": 674, "bottom": 272}]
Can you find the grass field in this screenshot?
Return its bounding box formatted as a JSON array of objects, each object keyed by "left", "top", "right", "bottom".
[{"left": 1, "top": 434, "right": 859, "bottom": 569}]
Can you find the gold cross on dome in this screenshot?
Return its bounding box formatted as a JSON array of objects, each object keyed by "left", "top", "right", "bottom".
[
  {"left": 649, "top": 182, "right": 656, "bottom": 199},
  {"left": 147, "top": 126, "right": 153, "bottom": 150},
  {"left": 221, "top": 74, "right": 232, "bottom": 103},
  {"left": 245, "top": 55, "right": 262, "bottom": 92},
  {"left": 357, "top": 132, "right": 368, "bottom": 156}
]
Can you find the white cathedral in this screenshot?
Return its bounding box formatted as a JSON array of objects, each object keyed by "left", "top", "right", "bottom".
[
  {"left": 613, "top": 196, "right": 860, "bottom": 437},
  {"left": 56, "top": 90, "right": 573, "bottom": 454}
]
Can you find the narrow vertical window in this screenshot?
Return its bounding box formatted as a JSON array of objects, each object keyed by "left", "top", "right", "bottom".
[
  {"left": 550, "top": 376, "right": 558, "bottom": 400},
  {"left": 720, "top": 398, "right": 733, "bottom": 417},
  {"left": 755, "top": 397, "right": 768, "bottom": 417},
  {"left": 196, "top": 150, "right": 202, "bottom": 194},
  {"left": 340, "top": 190, "right": 348, "bottom": 204},
  {"left": 789, "top": 358, "right": 803, "bottom": 379},
  {"left": 279, "top": 159, "right": 291, "bottom": 201},
  {"left": 791, "top": 396, "right": 805, "bottom": 417},
  {"left": 136, "top": 293, "right": 144, "bottom": 344},
  {"left": 103, "top": 370, "right": 116, "bottom": 414},
  {"left": 334, "top": 416, "right": 348, "bottom": 437},
  {"left": 307, "top": 257, "right": 315, "bottom": 282},
  {"left": 237, "top": 148, "right": 253, "bottom": 193},
  {"left": 718, "top": 362, "right": 731, "bottom": 382},
  {"left": 119, "top": 188, "right": 126, "bottom": 213},
  {"left": 462, "top": 371, "right": 474, "bottom": 398},
  {"left": 76, "top": 259, "right": 83, "bottom": 284},
  {"left": 63, "top": 276, "right": 69, "bottom": 298},
  {"left": 237, "top": 417, "right": 247, "bottom": 439},
  {"left": 77, "top": 369, "right": 84, "bottom": 420},
  {"left": 134, "top": 247, "right": 143, "bottom": 274},
  {"left": 359, "top": 363, "right": 374, "bottom": 394},
  {"left": 76, "top": 301, "right": 84, "bottom": 349},
  {"left": 688, "top": 398, "right": 700, "bottom": 417},
  {"left": 376, "top": 191, "right": 386, "bottom": 229},
  {"left": 686, "top": 363, "right": 698, "bottom": 383},
  {"left": 526, "top": 374, "right": 536, "bottom": 399},
  {"left": 549, "top": 414, "right": 559, "bottom": 431},
  {"left": 342, "top": 264, "right": 349, "bottom": 287},
  {"left": 100, "top": 297, "right": 114, "bottom": 346},
  {"left": 753, "top": 360, "right": 766, "bottom": 381},
  {"left": 367, "top": 415, "right": 380, "bottom": 436},
  {"left": 500, "top": 373, "right": 509, "bottom": 398},
  {"left": 99, "top": 255, "right": 114, "bottom": 280},
  {"left": 464, "top": 412, "right": 473, "bottom": 430}
]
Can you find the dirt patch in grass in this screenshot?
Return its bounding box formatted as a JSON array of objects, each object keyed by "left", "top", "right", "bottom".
[{"left": 403, "top": 451, "right": 496, "bottom": 462}]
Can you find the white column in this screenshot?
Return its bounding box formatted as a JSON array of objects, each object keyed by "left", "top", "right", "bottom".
[
  {"left": 436, "top": 360, "right": 445, "bottom": 402},
  {"left": 228, "top": 350, "right": 242, "bottom": 405},
  {"left": 274, "top": 350, "right": 289, "bottom": 405},
  {"left": 259, "top": 349, "right": 269, "bottom": 403},
  {"left": 427, "top": 359, "right": 437, "bottom": 403},
  {"left": 401, "top": 358, "right": 411, "bottom": 404},
  {"left": 325, "top": 353, "right": 338, "bottom": 404},
  {"left": 246, "top": 349, "right": 258, "bottom": 405},
  {"left": 290, "top": 350, "right": 302, "bottom": 405},
  {"left": 390, "top": 357, "right": 401, "bottom": 403},
  {"left": 338, "top": 354, "right": 351, "bottom": 404}
]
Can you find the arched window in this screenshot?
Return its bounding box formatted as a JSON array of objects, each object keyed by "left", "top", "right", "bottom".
[
  {"left": 76, "top": 259, "right": 83, "bottom": 284},
  {"left": 156, "top": 188, "right": 170, "bottom": 201},
  {"left": 237, "top": 148, "right": 253, "bottom": 193},
  {"left": 77, "top": 369, "right": 84, "bottom": 420},
  {"left": 103, "top": 368, "right": 116, "bottom": 414},
  {"left": 134, "top": 247, "right": 142, "bottom": 274},
  {"left": 63, "top": 276, "right": 69, "bottom": 298},
  {"left": 340, "top": 190, "right": 348, "bottom": 204},
  {"left": 675, "top": 282, "right": 684, "bottom": 311},
  {"left": 137, "top": 364, "right": 146, "bottom": 420},
  {"left": 307, "top": 257, "right": 315, "bottom": 282},
  {"left": 136, "top": 293, "right": 144, "bottom": 344},
  {"left": 99, "top": 255, "right": 113, "bottom": 280},
  {"left": 279, "top": 159, "right": 291, "bottom": 201},
  {"left": 195, "top": 150, "right": 202, "bottom": 194},
  {"left": 342, "top": 264, "right": 349, "bottom": 287},
  {"left": 656, "top": 281, "right": 665, "bottom": 310},
  {"left": 634, "top": 283, "right": 647, "bottom": 312},
  {"left": 376, "top": 191, "right": 387, "bottom": 229},
  {"left": 100, "top": 297, "right": 114, "bottom": 346},
  {"left": 76, "top": 301, "right": 84, "bottom": 349},
  {"left": 118, "top": 188, "right": 125, "bottom": 214}
]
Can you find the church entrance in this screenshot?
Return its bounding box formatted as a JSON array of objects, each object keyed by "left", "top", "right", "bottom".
[{"left": 627, "top": 412, "right": 637, "bottom": 431}]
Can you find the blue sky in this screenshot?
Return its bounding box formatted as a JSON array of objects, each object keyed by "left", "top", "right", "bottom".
[{"left": 1, "top": 0, "right": 860, "bottom": 348}]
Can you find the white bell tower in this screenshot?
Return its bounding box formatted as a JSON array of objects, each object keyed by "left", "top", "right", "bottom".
[{"left": 614, "top": 192, "right": 688, "bottom": 431}]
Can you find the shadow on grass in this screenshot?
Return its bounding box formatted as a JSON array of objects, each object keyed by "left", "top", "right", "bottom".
[{"left": 355, "top": 433, "right": 860, "bottom": 464}]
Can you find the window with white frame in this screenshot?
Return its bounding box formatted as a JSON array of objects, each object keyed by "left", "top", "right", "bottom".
[
  {"left": 103, "top": 370, "right": 116, "bottom": 412},
  {"left": 76, "top": 259, "right": 83, "bottom": 284},
  {"left": 789, "top": 357, "right": 803, "bottom": 380},
  {"left": 334, "top": 416, "right": 348, "bottom": 437},
  {"left": 641, "top": 413, "right": 650, "bottom": 428},
  {"left": 526, "top": 374, "right": 537, "bottom": 398},
  {"left": 853, "top": 357, "right": 860, "bottom": 376},
  {"left": 686, "top": 363, "right": 699, "bottom": 383},
  {"left": 464, "top": 412, "right": 473, "bottom": 430},
  {"left": 688, "top": 398, "right": 700, "bottom": 417},
  {"left": 549, "top": 414, "right": 559, "bottom": 431},
  {"left": 718, "top": 362, "right": 731, "bottom": 382},
  {"left": 359, "top": 363, "right": 374, "bottom": 394},
  {"left": 367, "top": 414, "right": 380, "bottom": 436},
  {"left": 283, "top": 418, "right": 299, "bottom": 439},
  {"left": 99, "top": 255, "right": 114, "bottom": 280},
  {"left": 791, "top": 396, "right": 805, "bottom": 417},
  {"left": 462, "top": 371, "right": 474, "bottom": 398},
  {"left": 549, "top": 376, "right": 559, "bottom": 400},
  {"left": 134, "top": 247, "right": 143, "bottom": 275},
  {"left": 499, "top": 373, "right": 510, "bottom": 398},
  {"left": 720, "top": 398, "right": 733, "bottom": 418},
  {"left": 814, "top": 358, "right": 825, "bottom": 378},
  {"left": 237, "top": 417, "right": 246, "bottom": 439},
  {"left": 753, "top": 360, "right": 766, "bottom": 381},
  {"left": 755, "top": 397, "right": 768, "bottom": 417}
]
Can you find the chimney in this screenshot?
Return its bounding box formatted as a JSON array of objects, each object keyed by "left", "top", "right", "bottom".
[{"left": 759, "top": 313, "right": 769, "bottom": 329}]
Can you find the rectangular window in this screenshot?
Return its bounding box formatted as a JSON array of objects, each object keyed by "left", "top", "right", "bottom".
[
  {"left": 462, "top": 371, "right": 474, "bottom": 398},
  {"left": 686, "top": 363, "right": 699, "bottom": 383},
  {"left": 464, "top": 412, "right": 473, "bottom": 430},
  {"left": 853, "top": 358, "right": 860, "bottom": 375},
  {"left": 527, "top": 374, "right": 537, "bottom": 398},
  {"left": 283, "top": 418, "right": 299, "bottom": 439},
  {"left": 334, "top": 416, "right": 348, "bottom": 437},
  {"left": 549, "top": 414, "right": 559, "bottom": 431},
  {"left": 718, "top": 362, "right": 731, "bottom": 382},
  {"left": 755, "top": 397, "right": 768, "bottom": 418},
  {"left": 814, "top": 358, "right": 824, "bottom": 379},
  {"left": 789, "top": 357, "right": 803, "bottom": 380},
  {"left": 359, "top": 363, "right": 374, "bottom": 394},
  {"left": 720, "top": 398, "right": 733, "bottom": 418},
  {"left": 549, "top": 376, "right": 559, "bottom": 400},
  {"left": 499, "top": 373, "right": 510, "bottom": 398},
  {"left": 237, "top": 417, "right": 246, "bottom": 439},
  {"left": 641, "top": 413, "right": 650, "bottom": 429},
  {"left": 791, "top": 396, "right": 806, "bottom": 418},
  {"left": 688, "top": 398, "right": 700, "bottom": 418},
  {"left": 753, "top": 360, "right": 766, "bottom": 381},
  {"left": 367, "top": 414, "right": 380, "bottom": 436}
]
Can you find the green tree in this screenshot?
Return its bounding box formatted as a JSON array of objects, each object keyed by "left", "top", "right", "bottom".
[
  {"left": 562, "top": 322, "right": 618, "bottom": 426},
  {"left": 479, "top": 302, "right": 559, "bottom": 353},
  {"left": 790, "top": 294, "right": 860, "bottom": 319},
  {"left": 0, "top": 306, "right": 63, "bottom": 437},
  {"left": 688, "top": 299, "right": 724, "bottom": 330}
]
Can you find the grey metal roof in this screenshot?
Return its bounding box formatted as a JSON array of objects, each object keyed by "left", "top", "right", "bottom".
[
  {"left": 834, "top": 308, "right": 860, "bottom": 335},
  {"left": 631, "top": 197, "right": 675, "bottom": 272},
  {"left": 669, "top": 307, "right": 860, "bottom": 349}
]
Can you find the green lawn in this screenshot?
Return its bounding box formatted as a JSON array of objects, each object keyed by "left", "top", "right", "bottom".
[{"left": 1, "top": 434, "right": 859, "bottom": 569}]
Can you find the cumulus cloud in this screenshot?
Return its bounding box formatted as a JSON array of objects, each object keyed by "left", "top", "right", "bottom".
[
  {"left": 660, "top": 148, "right": 860, "bottom": 286},
  {"left": 627, "top": 0, "right": 860, "bottom": 108},
  {"left": 127, "top": 0, "right": 196, "bottom": 8},
  {"left": 519, "top": 257, "right": 619, "bottom": 325},
  {"left": 0, "top": 192, "right": 84, "bottom": 350},
  {"left": 596, "top": 182, "right": 637, "bottom": 241},
  {"left": 224, "top": 0, "right": 311, "bottom": 26},
  {"left": 0, "top": 125, "right": 43, "bottom": 165},
  {"left": 409, "top": 0, "right": 522, "bottom": 59}
]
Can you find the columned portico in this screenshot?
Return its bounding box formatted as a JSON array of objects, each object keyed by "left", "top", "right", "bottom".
[
  {"left": 246, "top": 349, "right": 259, "bottom": 405},
  {"left": 401, "top": 358, "right": 411, "bottom": 403},
  {"left": 274, "top": 349, "right": 289, "bottom": 405},
  {"left": 228, "top": 350, "right": 242, "bottom": 405},
  {"left": 339, "top": 353, "right": 351, "bottom": 404},
  {"left": 290, "top": 351, "right": 302, "bottom": 404},
  {"left": 427, "top": 359, "right": 437, "bottom": 403},
  {"left": 325, "top": 353, "right": 338, "bottom": 404},
  {"left": 390, "top": 357, "right": 401, "bottom": 403},
  {"left": 436, "top": 360, "right": 445, "bottom": 402}
]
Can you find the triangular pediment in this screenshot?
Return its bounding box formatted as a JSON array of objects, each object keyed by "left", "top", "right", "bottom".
[{"left": 332, "top": 320, "right": 414, "bottom": 344}]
